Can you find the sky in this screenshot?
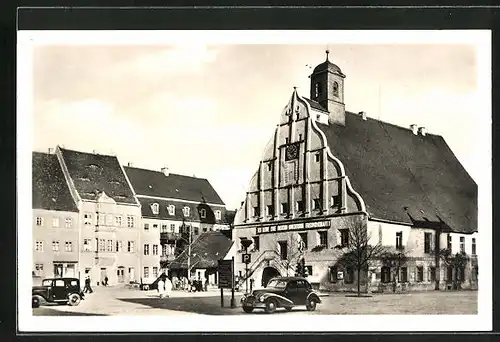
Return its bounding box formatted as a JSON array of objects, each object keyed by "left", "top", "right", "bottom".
[{"left": 32, "top": 40, "right": 485, "bottom": 210}]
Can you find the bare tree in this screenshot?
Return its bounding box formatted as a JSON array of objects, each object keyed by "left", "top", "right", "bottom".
[
  {"left": 380, "top": 249, "right": 408, "bottom": 293},
  {"left": 438, "top": 249, "right": 469, "bottom": 290},
  {"left": 337, "top": 216, "right": 386, "bottom": 296}
]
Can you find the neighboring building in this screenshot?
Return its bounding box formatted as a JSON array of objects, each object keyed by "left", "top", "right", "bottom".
[
  {"left": 124, "top": 166, "right": 231, "bottom": 272},
  {"left": 32, "top": 151, "right": 80, "bottom": 283},
  {"left": 232, "top": 52, "right": 478, "bottom": 292},
  {"left": 168, "top": 230, "right": 235, "bottom": 285}
]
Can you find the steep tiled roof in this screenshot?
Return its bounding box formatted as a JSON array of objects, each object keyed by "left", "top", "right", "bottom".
[
  {"left": 169, "top": 231, "right": 234, "bottom": 269},
  {"left": 32, "top": 152, "right": 78, "bottom": 212},
  {"left": 316, "top": 112, "right": 477, "bottom": 233},
  {"left": 58, "top": 148, "right": 136, "bottom": 204},
  {"left": 304, "top": 98, "right": 328, "bottom": 113},
  {"left": 124, "top": 166, "right": 225, "bottom": 205}
]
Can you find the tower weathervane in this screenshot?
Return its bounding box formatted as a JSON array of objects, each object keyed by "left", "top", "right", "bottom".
[{"left": 326, "top": 49, "right": 330, "bottom": 61}]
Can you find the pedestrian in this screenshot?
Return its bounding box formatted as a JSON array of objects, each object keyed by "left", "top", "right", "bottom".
[
  {"left": 84, "top": 276, "right": 93, "bottom": 293},
  {"left": 104, "top": 276, "right": 109, "bottom": 286},
  {"left": 164, "top": 276, "right": 172, "bottom": 297},
  {"left": 157, "top": 276, "right": 165, "bottom": 298},
  {"left": 204, "top": 277, "right": 208, "bottom": 292}
]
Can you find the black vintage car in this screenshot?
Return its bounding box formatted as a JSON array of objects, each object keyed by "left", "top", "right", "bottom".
[
  {"left": 32, "top": 277, "right": 85, "bottom": 308},
  {"left": 240, "top": 277, "right": 321, "bottom": 314}
]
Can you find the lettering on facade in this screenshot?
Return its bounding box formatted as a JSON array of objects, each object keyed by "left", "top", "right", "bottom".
[{"left": 255, "top": 220, "right": 331, "bottom": 234}]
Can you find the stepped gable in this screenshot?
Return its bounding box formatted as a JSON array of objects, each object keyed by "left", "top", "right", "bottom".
[
  {"left": 58, "top": 147, "right": 136, "bottom": 204},
  {"left": 316, "top": 111, "right": 477, "bottom": 233},
  {"left": 32, "top": 152, "right": 78, "bottom": 212}
]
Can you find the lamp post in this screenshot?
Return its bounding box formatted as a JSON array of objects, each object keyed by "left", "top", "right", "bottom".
[{"left": 240, "top": 238, "right": 253, "bottom": 294}]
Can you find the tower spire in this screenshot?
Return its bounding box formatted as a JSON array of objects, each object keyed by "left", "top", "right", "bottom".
[{"left": 325, "top": 49, "right": 330, "bottom": 61}]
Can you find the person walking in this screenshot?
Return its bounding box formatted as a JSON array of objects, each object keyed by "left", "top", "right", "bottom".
[
  {"left": 104, "top": 276, "right": 109, "bottom": 286},
  {"left": 157, "top": 277, "right": 165, "bottom": 299},
  {"left": 164, "top": 276, "right": 172, "bottom": 298},
  {"left": 83, "top": 276, "right": 93, "bottom": 293}
]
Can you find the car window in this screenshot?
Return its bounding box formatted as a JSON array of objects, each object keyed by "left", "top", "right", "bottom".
[
  {"left": 286, "top": 281, "right": 298, "bottom": 291},
  {"left": 42, "top": 280, "right": 52, "bottom": 286},
  {"left": 70, "top": 280, "right": 78, "bottom": 287},
  {"left": 266, "top": 279, "right": 287, "bottom": 289},
  {"left": 54, "top": 280, "right": 65, "bottom": 287}
]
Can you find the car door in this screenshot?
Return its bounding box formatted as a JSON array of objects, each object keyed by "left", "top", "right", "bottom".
[
  {"left": 52, "top": 279, "right": 67, "bottom": 300},
  {"left": 284, "top": 280, "right": 300, "bottom": 304},
  {"left": 296, "top": 280, "right": 309, "bottom": 304}
]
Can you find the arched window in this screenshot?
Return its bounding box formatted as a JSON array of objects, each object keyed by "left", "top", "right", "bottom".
[
  {"left": 167, "top": 205, "right": 175, "bottom": 216},
  {"left": 333, "top": 81, "right": 339, "bottom": 97},
  {"left": 183, "top": 206, "right": 190, "bottom": 217},
  {"left": 314, "top": 82, "right": 322, "bottom": 99},
  {"left": 200, "top": 208, "right": 206, "bottom": 219},
  {"left": 151, "top": 203, "right": 159, "bottom": 215}
]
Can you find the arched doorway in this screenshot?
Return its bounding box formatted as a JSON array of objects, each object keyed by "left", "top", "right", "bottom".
[{"left": 261, "top": 267, "right": 280, "bottom": 287}]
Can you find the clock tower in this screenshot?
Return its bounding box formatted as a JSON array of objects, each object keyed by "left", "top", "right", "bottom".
[{"left": 309, "top": 50, "right": 346, "bottom": 126}]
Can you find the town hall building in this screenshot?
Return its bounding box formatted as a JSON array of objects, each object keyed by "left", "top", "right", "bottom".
[{"left": 232, "top": 51, "right": 478, "bottom": 293}]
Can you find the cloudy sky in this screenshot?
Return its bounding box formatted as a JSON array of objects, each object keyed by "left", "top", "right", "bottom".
[{"left": 32, "top": 39, "right": 487, "bottom": 210}]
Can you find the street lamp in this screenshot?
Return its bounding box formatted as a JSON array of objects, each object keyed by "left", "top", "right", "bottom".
[{"left": 240, "top": 238, "right": 253, "bottom": 294}]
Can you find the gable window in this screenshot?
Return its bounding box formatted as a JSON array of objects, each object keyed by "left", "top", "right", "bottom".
[
  {"left": 64, "top": 218, "right": 72, "bottom": 228},
  {"left": 318, "top": 231, "right": 328, "bottom": 247},
  {"left": 296, "top": 201, "right": 304, "bottom": 212},
  {"left": 313, "top": 198, "right": 321, "bottom": 211},
  {"left": 460, "top": 236, "right": 465, "bottom": 253},
  {"left": 339, "top": 229, "right": 349, "bottom": 247},
  {"left": 65, "top": 241, "right": 73, "bottom": 252},
  {"left": 381, "top": 266, "right": 391, "bottom": 283},
  {"left": 153, "top": 244, "right": 158, "bottom": 255},
  {"left": 280, "top": 202, "right": 289, "bottom": 215},
  {"left": 396, "top": 231, "right": 403, "bottom": 250},
  {"left": 252, "top": 236, "right": 260, "bottom": 251},
  {"left": 447, "top": 234, "right": 452, "bottom": 251},
  {"left": 315, "top": 153, "right": 320, "bottom": 162},
  {"left": 83, "top": 239, "right": 92, "bottom": 252},
  {"left": 472, "top": 238, "right": 476, "bottom": 255},
  {"left": 35, "top": 241, "right": 43, "bottom": 252},
  {"left": 144, "top": 244, "right": 150, "bottom": 256},
  {"left": 183, "top": 206, "right": 190, "bottom": 217},
  {"left": 200, "top": 208, "right": 207, "bottom": 219},
  {"left": 167, "top": 205, "right": 176, "bottom": 216},
  {"left": 144, "top": 223, "right": 149, "bottom": 231},
  {"left": 36, "top": 217, "right": 44, "bottom": 226},
  {"left": 333, "top": 81, "right": 339, "bottom": 97},
  {"left": 424, "top": 232, "right": 432, "bottom": 254},
  {"left": 329, "top": 266, "right": 338, "bottom": 283},
  {"left": 52, "top": 241, "right": 60, "bottom": 252},
  {"left": 416, "top": 266, "right": 424, "bottom": 282},
  {"left": 299, "top": 232, "right": 308, "bottom": 249},
  {"left": 115, "top": 215, "right": 122, "bottom": 227},
  {"left": 215, "top": 210, "right": 221, "bottom": 220},
  {"left": 52, "top": 217, "right": 59, "bottom": 228},
  {"left": 266, "top": 205, "right": 274, "bottom": 216},
  {"left": 253, "top": 207, "right": 260, "bottom": 217},
  {"left": 151, "top": 203, "right": 159, "bottom": 215}
]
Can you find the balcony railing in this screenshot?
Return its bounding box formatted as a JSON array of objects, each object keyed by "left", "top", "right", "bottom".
[{"left": 160, "top": 232, "right": 182, "bottom": 241}]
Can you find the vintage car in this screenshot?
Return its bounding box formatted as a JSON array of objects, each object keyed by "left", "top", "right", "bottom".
[
  {"left": 32, "top": 277, "right": 85, "bottom": 308},
  {"left": 240, "top": 277, "right": 321, "bottom": 314}
]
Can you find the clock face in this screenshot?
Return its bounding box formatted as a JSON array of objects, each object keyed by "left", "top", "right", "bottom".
[{"left": 285, "top": 144, "right": 299, "bottom": 161}]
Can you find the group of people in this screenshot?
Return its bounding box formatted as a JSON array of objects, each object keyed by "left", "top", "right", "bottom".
[{"left": 157, "top": 274, "right": 173, "bottom": 298}]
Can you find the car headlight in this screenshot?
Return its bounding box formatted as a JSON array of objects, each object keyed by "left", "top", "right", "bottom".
[{"left": 259, "top": 296, "right": 265, "bottom": 302}]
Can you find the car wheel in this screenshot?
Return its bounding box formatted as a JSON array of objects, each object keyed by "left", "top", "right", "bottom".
[
  {"left": 285, "top": 306, "right": 293, "bottom": 312},
  {"left": 265, "top": 299, "right": 277, "bottom": 314},
  {"left": 306, "top": 298, "right": 317, "bottom": 311},
  {"left": 32, "top": 295, "right": 40, "bottom": 308},
  {"left": 68, "top": 293, "right": 81, "bottom": 306},
  {"left": 242, "top": 306, "right": 254, "bottom": 313}
]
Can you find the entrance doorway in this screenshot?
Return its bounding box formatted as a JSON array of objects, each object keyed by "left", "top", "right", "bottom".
[
  {"left": 100, "top": 268, "right": 107, "bottom": 285},
  {"left": 117, "top": 267, "right": 125, "bottom": 283},
  {"left": 261, "top": 267, "right": 280, "bottom": 287}
]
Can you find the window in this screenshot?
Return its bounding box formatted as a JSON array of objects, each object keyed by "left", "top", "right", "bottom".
[
  {"left": 127, "top": 215, "right": 135, "bottom": 228},
  {"left": 152, "top": 244, "right": 158, "bottom": 255},
  {"left": 52, "top": 217, "right": 59, "bottom": 228},
  {"left": 144, "top": 267, "right": 149, "bottom": 278},
  {"left": 200, "top": 208, "right": 207, "bottom": 218},
  {"left": 314, "top": 82, "right": 322, "bottom": 98},
  {"left": 106, "top": 214, "right": 113, "bottom": 226},
  {"left": 203, "top": 227, "right": 208, "bottom": 232},
  {"left": 281, "top": 202, "right": 289, "bottom": 215},
  {"left": 447, "top": 234, "right": 452, "bottom": 250},
  {"left": 98, "top": 213, "right": 105, "bottom": 225},
  {"left": 305, "top": 266, "right": 313, "bottom": 276},
  {"left": 144, "top": 244, "right": 150, "bottom": 256},
  {"left": 329, "top": 266, "right": 338, "bottom": 283},
  {"left": 315, "top": 153, "right": 320, "bottom": 162},
  {"left": 460, "top": 236, "right": 465, "bottom": 253},
  {"left": 183, "top": 206, "right": 190, "bottom": 217},
  {"left": 266, "top": 205, "right": 274, "bottom": 216},
  {"left": 151, "top": 203, "right": 159, "bottom": 215},
  {"left": 34, "top": 263, "right": 44, "bottom": 277},
  {"left": 153, "top": 224, "right": 158, "bottom": 229},
  {"left": 83, "top": 239, "right": 92, "bottom": 252},
  {"left": 65, "top": 241, "right": 73, "bottom": 252},
  {"left": 52, "top": 241, "right": 59, "bottom": 252},
  {"left": 447, "top": 266, "right": 453, "bottom": 282},
  {"left": 381, "top": 266, "right": 391, "bottom": 283},
  {"left": 159, "top": 224, "right": 166, "bottom": 232},
  {"left": 299, "top": 134, "right": 303, "bottom": 140},
  {"left": 170, "top": 224, "right": 176, "bottom": 232},
  {"left": 318, "top": 231, "right": 328, "bottom": 247},
  {"left": 339, "top": 229, "right": 349, "bottom": 247},
  {"left": 330, "top": 195, "right": 340, "bottom": 208},
  {"left": 429, "top": 267, "right": 436, "bottom": 282},
  {"left": 144, "top": 223, "right": 149, "bottom": 231},
  {"left": 167, "top": 205, "right": 175, "bottom": 216},
  {"left": 194, "top": 227, "right": 199, "bottom": 235},
  {"left": 252, "top": 236, "right": 260, "bottom": 251},
  {"left": 285, "top": 137, "right": 289, "bottom": 144},
  {"left": 267, "top": 162, "right": 272, "bottom": 171},
  {"left": 472, "top": 238, "right": 476, "bottom": 255},
  {"left": 416, "top": 266, "right": 424, "bottom": 282},
  {"left": 472, "top": 266, "right": 478, "bottom": 281},
  {"left": 99, "top": 239, "right": 105, "bottom": 252},
  {"left": 424, "top": 232, "right": 432, "bottom": 254},
  {"left": 313, "top": 198, "right": 321, "bottom": 210},
  {"left": 345, "top": 268, "right": 354, "bottom": 284},
  {"left": 115, "top": 241, "right": 122, "bottom": 252},
  {"left": 65, "top": 218, "right": 72, "bottom": 228},
  {"left": 253, "top": 206, "right": 260, "bottom": 217},
  {"left": 299, "top": 232, "right": 308, "bottom": 249},
  {"left": 115, "top": 215, "right": 122, "bottom": 227},
  {"left": 107, "top": 240, "right": 113, "bottom": 252},
  {"left": 333, "top": 81, "right": 339, "bottom": 97},
  {"left": 396, "top": 231, "right": 403, "bottom": 250},
  {"left": 36, "top": 217, "right": 44, "bottom": 226},
  {"left": 35, "top": 241, "right": 43, "bottom": 252},
  {"left": 127, "top": 241, "right": 135, "bottom": 253},
  {"left": 153, "top": 267, "right": 158, "bottom": 278},
  {"left": 84, "top": 213, "right": 92, "bottom": 225},
  {"left": 278, "top": 241, "right": 288, "bottom": 260},
  {"left": 296, "top": 201, "right": 304, "bottom": 212},
  {"left": 215, "top": 210, "right": 221, "bottom": 220},
  {"left": 400, "top": 267, "right": 408, "bottom": 282}
]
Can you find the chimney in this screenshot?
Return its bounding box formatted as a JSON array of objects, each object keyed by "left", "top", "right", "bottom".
[
  {"left": 127, "top": 162, "right": 133, "bottom": 167},
  {"left": 418, "top": 127, "right": 427, "bottom": 136},
  {"left": 48, "top": 148, "right": 54, "bottom": 154},
  {"left": 410, "top": 124, "right": 418, "bottom": 135},
  {"left": 358, "top": 111, "right": 367, "bottom": 121},
  {"left": 161, "top": 167, "right": 170, "bottom": 176}
]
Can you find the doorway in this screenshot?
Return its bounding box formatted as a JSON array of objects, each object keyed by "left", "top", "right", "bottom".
[
  {"left": 100, "top": 268, "right": 107, "bottom": 285},
  {"left": 261, "top": 267, "right": 280, "bottom": 287},
  {"left": 117, "top": 267, "right": 125, "bottom": 283}
]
